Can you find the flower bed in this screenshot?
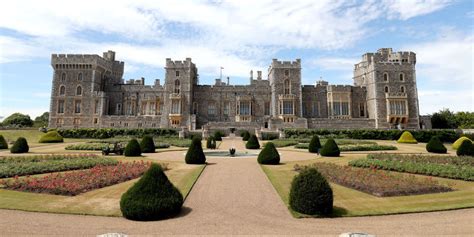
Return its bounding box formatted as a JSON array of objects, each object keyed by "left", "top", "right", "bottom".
[
  {"left": 1, "top": 161, "right": 156, "bottom": 196},
  {"left": 294, "top": 162, "right": 452, "bottom": 197},
  {"left": 0, "top": 154, "right": 117, "bottom": 178},
  {"left": 349, "top": 154, "right": 474, "bottom": 181},
  {"left": 294, "top": 143, "right": 397, "bottom": 151}
]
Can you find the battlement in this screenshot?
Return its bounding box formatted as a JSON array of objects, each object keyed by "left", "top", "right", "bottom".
[
  {"left": 51, "top": 51, "right": 124, "bottom": 71},
  {"left": 165, "top": 58, "right": 195, "bottom": 68},
  {"left": 359, "top": 48, "right": 416, "bottom": 65},
  {"left": 270, "top": 58, "right": 301, "bottom": 68}
]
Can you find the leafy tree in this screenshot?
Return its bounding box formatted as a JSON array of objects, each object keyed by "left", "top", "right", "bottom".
[
  {"left": 10, "top": 137, "right": 29, "bottom": 153},
  {"left": 289, "top": 168, "right": 333, "bottom": 215},
  {"left": 124, "top": 139, "right": 142, "bottom": 156},
  {"left": 185, "top": 137, "right": 206, "bottom": 164},
  {"left": 455, "top": 111, "right": 474, "bottom": 129},
  {"left": 34, "top": 112, "right": 49, "bottom": 127},
  {"left": 426, "top": 136, "right": 447, "bottom": 154},
  {"left": 140, "top": 135, "right": 155, "bottom": 153},
  {"left": 320, "top": 138, "right": 340, "bottom": 157},
  {"left": 308, "top": 135, "right": 322, "bottom": 153},
  {"left": 241, "top": 130, "right": 250, "bottom": 141},
  {"left": 2, "top": 113, "right": 33, "bottom": 127}
]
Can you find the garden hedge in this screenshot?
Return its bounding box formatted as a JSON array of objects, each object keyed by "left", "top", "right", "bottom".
[
  {"left": 38, "top": 130, "right": 64, "bottom": 143},
  {"left": 320, "top": 138, "right": 340, "bottom": 157},
  {"left": 57, "top": 128, "right": 178, "bottom": 139},
  {"left": 426, "top": 136, "right": 447, "bottom": 154},
  {"left": 140, "top": 135, "right": 155, "bottom": 153},
  {"left": 456, "top": 140, "right": 473, "bottom": 156},
  {"left": 308, "top": 135, "right": 321, "bottom": 153},
  {"left": 241, "top": 130, "right": 250, "bottom": 141},
  {"left": 124, "top": 139, "right": 142, "bottom": 157},
  {"left": 452, "top": 136, "right": 472, "bottom": 150},
  {"left": 185, "top": 138, "right": 206, "bottom": 164},
  {"left": 289, "top": 168, "right": 333, "bottom": 215},
  {"left": 245, "top": 134, "right": 260, "bottom": 149},
  {"left": 10, "top": 137, "right": 29, "bottom": 153},
  {"left": 257, "top": 142, "right": 280, "bottom": 165},
  {"left": 260, "top": 132, "right": 279, "bottom": 140},
  {"left": 120, "top": 164, "right": 183, "bottom": 221},
  {"left": 0, "top": 135, "right": 8, "bottom": 149},
  {"left": 397, "top": 131, "right": 418, "bottom": 144},
  {"left": 206, "top": 136, "right": 216, "bottom": 149},
  {"left": 213, "top": 130, "right": 225, "bottom": 141}
]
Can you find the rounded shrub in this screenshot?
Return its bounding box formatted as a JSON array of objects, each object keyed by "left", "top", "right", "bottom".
[
  {"left": 308, "top": 135, "right": 322, "bottom": 153},
  {"left": 124, "top": 139, "right": 141, "bottom": 157},
  {"left": 289, "top": 168, "right": 333, "bottom": 215},
  {"left": 213, "top": 130, "right": 224, "bottom": 141},
  {"left": 140, "top": 135, "right": 155, "bottom": 153},
  {"left": 452, "top": 136, "right": 472, "bottom": 150},
  {"left": 245, "top": 134, "right": 260, "bottom": 149},
  {"left": 120, "top": 163, "right": 184, "bottom": 221},
  {"left": 206, "top": 136, "right": 216, "bottom": 149},
  {"left": 0, "top": 135, "right": 8, "bottom": 149},
  {"left": 185, "top": 137, "right": 206, "bottom": 164},
  {"left": 258, "top": 142, "right": 280, "bottom": 164},
  {"left": 38, "top": 130, "right": 64, "bottom": 143},
  {"left": 10, "top": 137, "right": 29, "bottom": 153},
  {"left": 426, "top": 136, "right": 447, "bottom": 154},
  {"left": 320, "top": 138, "right": 340, "bottom": 157},
  {"left": 456, "top": 140, "right": 473, "bottom": 156},
  {"left": 241, "top": 130, "right": 250, "bottom": 141},
  {"left": 397, "top": 131, "right": 418, "bottom": 144}
]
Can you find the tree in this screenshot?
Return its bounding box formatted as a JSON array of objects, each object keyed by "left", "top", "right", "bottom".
[
  {"left": 2, "top": 113, "right": 33, "bottom": 127},
  {"left": 308, "top": 135, "right": 322, "bottom": 153},
  {"left": 320, "top": 138, "right": 340, "bottom": 157},
  {"left": 426, "top": 136, "right": 447, "bottom": 154},
  {"left": 0, "top": 135, "right": 8, "bottom": 149},
  {"left": 10, "top": 137, "right": 29, "bottom": 153},
  {"left": 124, "top": 139, "right": 142, "bottom": 156},
  {"left": 185, "top": 137, "right": 206, "bottom": 164},
  {"left": 245, "top": 134, "right": 260, "bottom": 149},
  {"left": 456, "top": 140, "right": 473, "bottom": 156},
  {"left": 289, "top": 168, "right": 333, "bottom": 215},
  {"left": 241, "top": 130, "right": 250, "bottom": 141},
  {"left": 34, "top": 112, "right": 49, "bottom": 127},
  {"left": 206, "top": 136, "right": 216, "bottom": 149},
  {"left": 140, "top": 135, "right": 155, "bottom": 153},
  {"left": 455, "top": 111, "right": 474, "bottom": 129},
  {"left": 257, "top": 142, "right": 280, "bottom": 164}
]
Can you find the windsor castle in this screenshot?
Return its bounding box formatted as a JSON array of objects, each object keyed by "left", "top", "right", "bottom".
[{"left": 48, "top": 48, "right": 421, "bottom": 132}]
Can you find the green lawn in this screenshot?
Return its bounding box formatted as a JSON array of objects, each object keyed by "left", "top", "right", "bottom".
[
  {"left": 261, "top": 156, "right": 474, "bottom": 218},
  {"left": 0, "top": 159, "right": 205, "bottom": 216}
]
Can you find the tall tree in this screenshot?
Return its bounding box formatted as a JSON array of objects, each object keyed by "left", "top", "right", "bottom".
[{"left": 2, "top": 113, "right": 34, "bottom": 127}]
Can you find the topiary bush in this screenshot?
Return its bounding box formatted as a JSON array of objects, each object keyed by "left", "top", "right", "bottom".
[
  {"left": 213, "top": 130, "right": 225, "bottom": 141},
  {"left": 452, "top": 136, "right": 472, "bottom": 150},
  {"left": 241, "top": 130, "right": 250, "bottom": 141},
  {"left": 124, "top": 139, "right": 141, "bottom": 157},
  {"left": 320, "top": 138, "right": 340, "bottom": 157},
  {"left": 426, "top": 136, "right": 447, "bottom": 154},
  {"left": 245, "top": 134, "right": 260, "bottom": 149},
  {"left": 397, "top": 131, "right": 418, "bottom": 144},
  {"left": 257, "top": 142, "right": 280, "bottom": 164},
  {"left": 206, "top": 136, "right": 216, "bottom": 149},
  {"left": 289, "top": 167, "right": 333, "bottom": 215},
  {"left": 185, "top": 137, "right": 206, "bottom": 164},
  {"left": 0, "top": 135, "right": 8, "bottom": 149},
  {"left": 38, "top": 130, "right": 64, "bottom": 143},
  {"left": 308, "top": 135, "right": 321, "bottom": 153},
  {"left": 10, "top": 137, "right": 29, "bottom": 153},
  {"left": 140, "top": 135, "right": 155, "bottom": 153},
  {"left": 120, "top": 163, "right": 183, "bottom": 221},
  {"left": 456, "top": 140, "right": 474, "bottom": 156}
]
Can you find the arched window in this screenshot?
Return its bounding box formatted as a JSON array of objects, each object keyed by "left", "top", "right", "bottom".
[
  {"left": 76, "top": 86, "right": 82, "bottom": 96},
  {"left": 59, "top": 85, "right": 65, "bottom": 95},
  {"left": 399, "top": 73, "right": 404, "bottom": 81},
  {"left": 400, "top": 86, "right": 405, "bottom": 93},
  {"left": 78, "top": 73, "right": 83, "bottom": 81},
  {"left": 384, "top": 86, "right": 389, "bottom": 93},
  {"left": 61, "top": 73, "right": 66, "bottom": 82},
  {"left": 284, "top": 79, "right": 290, "bottom": 94},
  {"left": 383, "top": 72, "right": 389, "bottom": 82},
  {"left": 174, "top": 79, "right": 180, "bottom": 94}
]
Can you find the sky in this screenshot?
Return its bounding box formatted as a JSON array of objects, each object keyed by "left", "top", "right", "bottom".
[{"left": 0, "top": 0, "right": 473, "bottom": 120}]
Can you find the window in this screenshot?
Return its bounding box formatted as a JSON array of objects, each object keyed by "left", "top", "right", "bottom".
[
  {"left": 57, "top": 100, "right": 65, "bottom": 114},
  {"left": 59, "top": 85, "right": 65, "bottom": 95},
  {"left": 78, "top": 73, "right": 83, "bottom": 81},
  {"left": 282, "top": 101, "right": 293, "bottom": 115},
  {"left": 73, "top": 118, "right": 81, "bottom": 125},
  {"left": 76, "top": 86, "right": 82, "bottom": 96},
  {"left": 74, "top": 100, "right": 81, "bottom": 113},
  {"left": 312, "top": 102, "right": 320, "bottom": 116},
  {"left": 284, "top": 69, "right": 290, "bottom": 77},
  {"left": 56, "top": 118, "right": 64, "bottom": 125},
  {"left": 223, "top": 102, "right": 230, "bottom": 116},
  {"left": 330, "top": 102, "right": 349, "bottom": 116},
  {"left": 176, "top": 70, "right": 180, "bottom": 77},
  {"left": 208, "top": 103, "right": 216, "bottom": 116},
  {"left": 383, "top": 72, "right": 389, "bottom": 82},
  {"left": 359, "top": 103, "right": 365, "bottom": 117},
  {"left": 61, "top": 73, "right": 66, "bottom": 82},
  {"left": 174, "top": 79, "right": 180, "bottom": 94},
  {"left": 400, "top": 86, "right": 405, "bottom": 93},
  {"left": 399, "top": 73, "right": 404, "bottom": 81},
  {"left": 94, "top": 100, "right": 100, "bottom": 114},
  {"left": 239, "top": 101, "right": 251, "bottom": 115},
  {"left": 264, "top": 101, "right": 270, "bottom": 115},
  {"left": 284, "top": 79, "right": 290, "bottom": 94},
  {"left": 193, "top": 102, "right": 198, "bottom": 115},
  {"left": 389, "top": 101, "right": 407, "bottom": 115},
  {"left": 171, "top": 100, "right": 180, "bottom": 114},
  {"left": 93, "top": 118, "right": 98, "bottom": 124},
  {"left": 384, "top": 86, "right": 389, "bottom": 93}
]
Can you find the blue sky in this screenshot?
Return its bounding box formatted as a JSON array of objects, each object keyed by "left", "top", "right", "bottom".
[{"left": 0, "top": 0, "right": 473, "bottom": 119}]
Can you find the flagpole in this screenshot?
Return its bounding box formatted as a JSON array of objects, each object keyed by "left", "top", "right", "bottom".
[{"left": 220, "top": 66, "right": 224, "bottom": 80}]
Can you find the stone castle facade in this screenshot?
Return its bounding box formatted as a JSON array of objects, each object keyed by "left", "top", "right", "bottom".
[{"left": 48, "top": 48, "right": 420, "bottom": 131}]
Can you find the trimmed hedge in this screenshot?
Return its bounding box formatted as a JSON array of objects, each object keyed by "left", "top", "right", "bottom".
[
  {"left": 426, "top": 136, "right": 447, "bottom": 154},
  {"left": 206, "top": 136, "right": 217, "bottom": 149},
  {"left": 38, "top": 131, "right": 64, "bottom": 143},
  {"left": 261, "top": 132, "right": 279, "bottom": 141},
  {"left": 124, "top": 139, "right": 141, "bottom": 157},
  {"left": 245, "top": 135, "right": 260, "bottom": 149},
  {"left": 320, "top": 138, "right": 340, "bottom": 157},
  {"left": 120, "top": 164, "right": 183, "bottom": 221},
  {"left": 257, "top": 142, "right": 280, "bottom": 164},
  {"left": 213, "top": 130, "right": 225, "bottom": 141},
  {"left": 397, "top": 131, "right": 418, "bottom": 144},
  {"left": 10, "top": 137, "right": 29, "bottom": 153},
  {"left": 140, "top": 136, "right": 155, "bottom": 153},
  {"left": 457, "top": 140, "right": 474, "bottom": 156},
  {"left": 0, "top": 135, "right": 8, "bottom": 149},
  {"left": 57, "top": 128, "right": 178, "bottom": 139},
  {"left": 289, "top": 168, "right": 333, "bottom": 215},
  {"left": 452, "top": 136, "right": 472, "bottom": 150},
  {"left": 185, "top": 138, "right": 206, "bottom": 164},
  {"left": 241, "top": 130, "right": 250, "bottom": 141},
  {"left": 308, "top": 135, "right": 321, "bottom": 153}
]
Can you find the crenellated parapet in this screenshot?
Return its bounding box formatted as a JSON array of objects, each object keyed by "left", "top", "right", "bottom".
[
  {"left": 270, "top": 58, "right": 301, "bottom": 69},
  {"left": 51, "top": 50, "right": 124, "bottom": 73},
  {"left": 165, "top": 58, "right": 195, "bottom": 68}
]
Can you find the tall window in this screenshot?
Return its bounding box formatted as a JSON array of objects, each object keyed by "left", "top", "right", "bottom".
[
  {"left": 193, "top": 102, "right": 198, "bottom": 114},
  {"left": 74, "top": 100, "right": 81, "bottom": 113},
  {"left": 174, "top": 79, "right": 180, "bottom": 94},
  {"left": 61, "top": 73, "right": 66, "bottom": 82},
  {"left": 284, "top": 69, "right": 290, "bottom": 77},
  {"left": 59, "top": 85, "right": 65, "bottom": 95},
  {"left": 282, "top": 101, "right": 293, "bottom": 115},
  {"left": 239, "top": 101, "right": 250, "bottom": 115},
  {"left": 76, "top": 86, "right": 82, "bottom": 96},
  {"left": 94, "top": 100, "right": 100, "bottom": 114},
  {"left": 208, "top": 103, "right": 216, "bottom": 116},
  {"left": 389, "top": 101, "right": 407, "bottom": 115},
  {"left": 171, "top": 100, "right": 180, "bottom": 114},
  {"left": 223, "top": 102, "right": 230, "bottom": 116},
  {"left": 175, "top": 70, "right": 180, "bottom": 77},
  {"left": 399, "top": 73, "right": 404, "bottom": 81},
  {"left": 400, "top": 86, "right": 405, "bottom": 93},
  {"left": 78, "top": 73, "right": 83, "bottom": 81},
  {"left": 312, "top": 102, "right": 320, "bottom": 116},
  {"left": 384, "top": 86, "right": 389, "bottom": 93},
  {"left": 383, "top": 72, "right": 389, "bottom": 82},
  {"left": 331, "top": 102, "right": 349, "bottom": 116},
  {"left": 57, "top": 100, "right": 65, "bottom": 114},
  {"left": 359, "top": 103, "right": 365, "bottom": 117},
  {"left": 284, "top": 79, "right": 290, "bottom": 94},
  {"left": 264, "top": 101, "right": 270, "bottom": 115}
]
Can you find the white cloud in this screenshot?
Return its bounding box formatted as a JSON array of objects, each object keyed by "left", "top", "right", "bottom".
[
  {"left": 418, "top": 89, "right": 473, "bottom": 114},
  {"left": 311, "top": 57, "right": 358, "bottom": 70},
  {"left": 383, "top": 0, "right": 452, "bottom": 20}
]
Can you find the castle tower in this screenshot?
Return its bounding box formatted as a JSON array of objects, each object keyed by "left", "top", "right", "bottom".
[
  {"left": 353, "top": 48, "right": 419, "bottom": 129},
  {"left": 161, "top": 58, "right": 197, "bottom": 129}
]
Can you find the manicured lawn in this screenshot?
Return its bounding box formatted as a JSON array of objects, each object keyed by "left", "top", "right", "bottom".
[
  {"left": 0, "top": 129, "right": 89, "bottom": 148},
  {"left": 0, "top": 159, "right": 205, "bottom": 216},
  {"left": 261, "top": 156, "right": 474, "bottom": 217}
]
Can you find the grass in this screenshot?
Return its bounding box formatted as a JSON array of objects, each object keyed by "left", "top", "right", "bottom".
[
  {"left": 0, "top": 159, "right": 205, "bottom": 216},
  {"left": 261, "top": 156, "right": 474, "bottom": 218},
  {"left": 0, "top": 129, "right": 88, "bottom": 148}
]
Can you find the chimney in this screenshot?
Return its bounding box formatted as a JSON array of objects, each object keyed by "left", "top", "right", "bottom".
[
  {"left": 155, "top": 79, "right": 160, "bottom": 86},
  {"left": 227, "top": 76, "right": 230, "bottom": 85},
  {"left": 257, "top": 71, "right": 262, "bottom": 80}
]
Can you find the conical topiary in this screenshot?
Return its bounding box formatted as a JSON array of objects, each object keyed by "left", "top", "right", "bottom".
[
  {"left": 308, "top": 135, "right": 322, "bottom": 153},
  {"left": 426, "top": 136, "right": 447, "bottom": 154},
  {"left": 213, "top": 130, "right": 224, "bottom": 141},
  {"left": 120, "top": 163, "right": 184, "bottom": 221},
  {"left": 242, "top": 131, "right": 250, "bottom": 141},
  {"left": 124, "top": 139, "right": 141, "bottom": 156},
  {"left": 258, "top": 142, "right": 280, "bottom": 164},
  {"left": 397, "top": 131, "right": 418, "bottom": 144},
  {"left": 206, "top": 136, "right": 216, "bottom": 149},
  {"left": 456, "top": 140, "right": 473, "bottom": 156},
  {"left": 0, "top": 135, "right": 8, "bottom": 149},
  {"left": 320, "top": 138, "right": 340, "bottom": 157},
  {"left": 185, "top": 137, "right": 206, "bottom": 164},
  {"left": 289, "top": 168, "right": 333, "bottom": 215},
  {"left": 452, "top": 136, "right": 472, "bottom": 150},
  {"left": 245, "top": 134, "right": 260, "bottom": 149},
  {"left": 38, "top": 130, "right": 64, "bottom": 143},
  {"left": 10, "top": 137, "right": 29, "bottom": 153},
  {"left": 140, "top": 135, "right": 155, "bottom": 153}
]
